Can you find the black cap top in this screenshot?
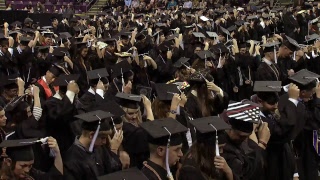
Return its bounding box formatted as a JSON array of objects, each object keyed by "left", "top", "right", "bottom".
[
  {"left": 192, "top": 32, "right": 206, "bottom": 38},
  {"left": 206, "top": 31, "right": 218, "bottom": 38},
  {"left": 98, "top": 168, "right": 149, "bottom": 180},
  {"left": 253, "top": 81, "right": 282, "bottom": 92},
  {"left": 51, "top": 74, "right": 80, "bottom": 87},
  {"left": 247, "top": 15, "right": 258, "bottom": 20},
  {"left": 155, "top": 83, "right": 180, "bottom": 101},
  {"left": 75, "top": 110, "right": 114, "bottom": 131},
  {"left": 0, "top": 74, "right": 18, "bottom": 88},
  {"left": 283, "top": 36, "right": 300, "bottom": 51},
  {"left": 227, "top": 25, "right": 237, "bottom": 32},
  {"left": 173, "top": 57, "right": 190, "bottom": 68},
  {"left": 48, "top": 64, "right": 64, "bottom": 77},
  {"left": 59, "top": 32, "right": 72, "bottom": 39},
  {"left": 196, "top": 50, "right": 213, "bottom": 59},
  {"left": 111, "top": 60, "right": 132, "bottom": 79},
  {"left": 289, "top": 69, "right": 320, "bottom": 86},
  {"left": 95, "top": 100, "right": 126, "bottom": 118},
  {"left": 305, "top": 33, "right": 320, "bottom": 42},
  {"left": 261, "top": 41, "right": 280, "bottom": 53},
  {"left": 219, "top": 26, "right": 230, "bottom": 36},
  {"left": 10, "top": 21, "right": 22, "bottom": 27},
  {"left": 87, "top": 68, "right": 109, "bottom": 80},
  {"left": 52, "top": 47, "right": 68, "bottom": 57},
  {"left": 0, "top": 138, "right": 37, "bottom": 161},
  {"left": 140, "top": 118, "right": 187, "bottom": 146},
  {"left": 116, "top": 93, "right": 141, "bottom": 109},
  {"left": 190, "top": 116, "right": 230, "bottom": 145},
  {"left": 20, "top": 36, "right": 33, "bottom": 43}
]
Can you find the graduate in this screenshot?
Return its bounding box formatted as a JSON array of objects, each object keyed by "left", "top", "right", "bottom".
[
  {"left": 179, "top": 116, "right": 233, "bottom": 180},
  {"left": 63, "top": 110, "right": 118, "bottom": 179},
  {"left": 43, "top": 74, "right": 80, "bottom": 154},
  {"left": 0, "top": 137, "right": 63, "bottom": 180},
  {"left": 221, "top": 101, "right": 270, "bottom": 180},
  {"left": 253, "top": 81, "right": 300, "bottom": 180},
  {"left": 140, "top": 118, "right": 187, "bottom": 180}
]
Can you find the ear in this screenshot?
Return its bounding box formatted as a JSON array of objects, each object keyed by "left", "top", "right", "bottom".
[
  {"left": 89, "top": 131, "right": 95, "bottom": 139},
  {"left": 3, "top": 158, "right": 12, "bottom": 167},
  {"left": 156, "top": 146, "right": 166, "bottom": 157}
]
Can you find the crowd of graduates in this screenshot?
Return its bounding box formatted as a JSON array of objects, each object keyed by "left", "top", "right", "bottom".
[{"left": 1, "top": 0, "right": 320, "bottom": 179}]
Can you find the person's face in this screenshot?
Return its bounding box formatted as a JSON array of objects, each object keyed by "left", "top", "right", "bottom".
[
  {"left": 194, "top": 47, "right": 201, "bottom": 53},
  {"left": 280, "top": 46, "right": 293, "bottom": 58},
  {"left": 107, "top": 45, "right": 115, "bottom": 53},
  {"left": 229, "top": 129, "right": 251, "bottom": 145},
  {"left": 44, "top": 37, "right": 52, "bottom": 45},
  {"left": 13, "top": 160, "right": 34, "bottom": 179},
  {"left": 4, "top": 88, "right": 18, "bottom": 98},
  {"left": 240, "top": 48, "right": 247, "bottom": 55},
  {"left": 121, "top": 39, "right": 129, "bottom": 45},
  {"left": 95, "top": 131, "right": 112, "bottom": 146},
  {"left": 218, "top": 35, "right": 225, "bottom": 42},
  {"left": 261, "top": 101, "right": 278, "bottom": 112},
  {"left": 81, "top": 47, "right": 88, "bottom": 58},
  {"left": 160, "top": 35, "right": 165, "bottom": 42},
  {"left": 0, "top": 110, "right": 7, "bottom": 127},
  {"left": 53, "top": 19, "right": 58, "bottom": 26},
  {"left": 114, "top": 122, "right": 123, "bottom": 132},
  {"left": 124, "top": 108, "right": 140, "bottom": 122},
  {"left": 168, "top": 144, "right": 183, "bottom": 166},
  {"left": 45, "top": 71, "right": 56, "bottom": 84},
  {"left": 300, "top": 88, "right": 316, "bottom": 102}
]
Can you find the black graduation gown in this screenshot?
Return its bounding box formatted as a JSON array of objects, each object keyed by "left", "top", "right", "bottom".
[
  {"left": 29, "top": 166, "right": 63, "bottom": 180},
  {"left": 178, "top": 157, "right": 207, "bottom": 180},
  {"left": 261, "top": 112, "right": 296, "bottom": 180},
  {"left": 63, "top": 140, "right": 100, "bottom": 180},
  {"left": 122, "top": 122, "right": 149, "bottom": 169},
  {"left": 277, "top": 56, "right": 296, "bottom": 85},
  {"left": 77, "top": 91, "right": 96, "bottom": 114},
  {"left": 221, "top": 132, "right": 266, "bottom": 180},
  {"left": 141, "top": 160, "right": 168, "bottom": 180},
  {"left": 256, "top": 61, "right": 281, "bottom": 81},
  {"left": 94, "top": 145, "right": 122, "bottom": 176},
  {"left": 43, "top": 95, "right": 77, "bottom": 154},
  {"left": 293, "top": 97, "right": 320, "bottom": 180}
]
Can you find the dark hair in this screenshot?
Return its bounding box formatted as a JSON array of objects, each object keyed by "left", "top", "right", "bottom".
[
  {"left": 151, "top": 98, "right": 170, "bottom": 119},
  {"left": 184, "top": 142, "right": 221, "bottom": 179}
]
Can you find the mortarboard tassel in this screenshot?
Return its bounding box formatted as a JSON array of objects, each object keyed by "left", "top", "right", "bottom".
[
  {"left": 209, "top": 124, "right": 220, "bottom": 156},
  {"left": 89, "top": 115, "right": 101, "bottom": 152},
  {"left": 110, "top": 117, "right": 118, "bottom": 133},
  {"left": 163, "top": 127, "right": 174, "bottom": 180},
  {"left": 293, "top": 51, "right": 296, "bottom": 61},
  {"left": 121, "top": 68, "right": 125, "bottom": 92},
  {"left": 274, "top": 45, "right": 277, "bottom": 64},
  {"left": 156, "top": 33, "right": 160, "bottom": 45}
]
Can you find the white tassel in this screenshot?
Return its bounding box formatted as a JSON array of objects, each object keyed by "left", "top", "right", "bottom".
[
  {"left": 293, "top": 51, "right": 296, "bottom": 61},
  {"left": 89, "top": 115, "right": 101, "bottom": 152},
  {"left": 274, "top": 46, "right": 277, "bottom": 64}
]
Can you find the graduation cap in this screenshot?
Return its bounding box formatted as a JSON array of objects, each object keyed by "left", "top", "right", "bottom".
[
  {"left": 173, "top": 57, "right": 190, "bottom": 68},
  {"left": 87, "top": 68, "right": 109, "bottom": 85},
  {"left": 51, "top": 74, "right": 80, "bottom": 87},
  {"left": 0, "top": 138, "right": 38, "bottom": 161},
  {"left": 283, "top": 36, "right": 300, "bottom": 52},
  {"left": 206, "top": 31, "right": 218, "bottom": 38},
  {"left": 24, "top": 17, "right": 33, "bottom": 24},
  {"left": 166, "top": 33, "right": 179, "bottom": 41},
  {"left": 192, "top": 32, "right": 206, "bottom": 38},
  {"left": 136, "top": 85, "right": 153, "bottom": 99},
  {"left": 48, "top": 64, "right": 66, "bottom": 77},
  {"left": 42, "top": 26, "right": 53, "bottom": 30},
  {"left": 10, "top": 21, "right": 22, "bottom": 28},
  {"left": 114, "top": 52, "right": 132, "bottom": 57},
  {"left": 37, "top": 46, "right": 50, "bottom": 52},
  {"left": 261, "top": 41, "right": 280, "bottom": 53},
  {"left": 253, "top": 81, "right": 282, "bottom": 92},
  {"left": 155, "top": 83, "right": 180, "bottom": 101},
  {"left": 196, "top": 50, "right": 212, "bottom": 59},
  {"left": 155, "top": 23, "right": 166, "bottom": 27},
  {"left": 8, "top": 30, "right": 20, "bottom": 36},
  {"left": 75, "top": 110, "right": 114, "bottom": 152},
  {"left": 289, "top": 69, "right": 320, "bottom": 87},
  {"left": 226, "top": 101, "right": 261, "bottom": 133},
  {"left": 98, "top": 168, "right": 148, "bottom": 180},
  {"left": 0, "top": 74, "right": 18, "bottom": 89},
  {"left": 234, "top": 20, "right": 246, "bottom": 26},
  {"left": 253, "top": 81, "right": 281, "bottom": 105},
  {"left": 22, "top": 28, "right": 34, "bottom": 35},
  {"left": 212, "top": 43, "right": 229, "bottom": 54},
  {"left": 199, "top": 16, "right": 210, "bottom": 22},
  {"left": 59, "top": 32, "right": 72, "bottom": 39},
  {"left": 305, "top": 34, "right": 320, "bottom": 43},
  {"left": 116, "top": 92, "right": 142, "bottom": 109},
  {"left": 247, "top": 15, "right": 258, "bottom": 20},
  {"left": 111, "top": 60, "right": 133, "bottom": 79},
  {"left": 19, "top": 36, "right": 33, "bottom": 45},
  {"left": 227, "top": 25, "right": 237, "bottom": 32},
  {"left": 140, "top": 118, "right": 187, "bottom": 146},
  {"left": 190, "top": 116, "right": 230, "bottom": 147},
  {"left": 52, "top": 47, "right": 68, "bottom": 57}
]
